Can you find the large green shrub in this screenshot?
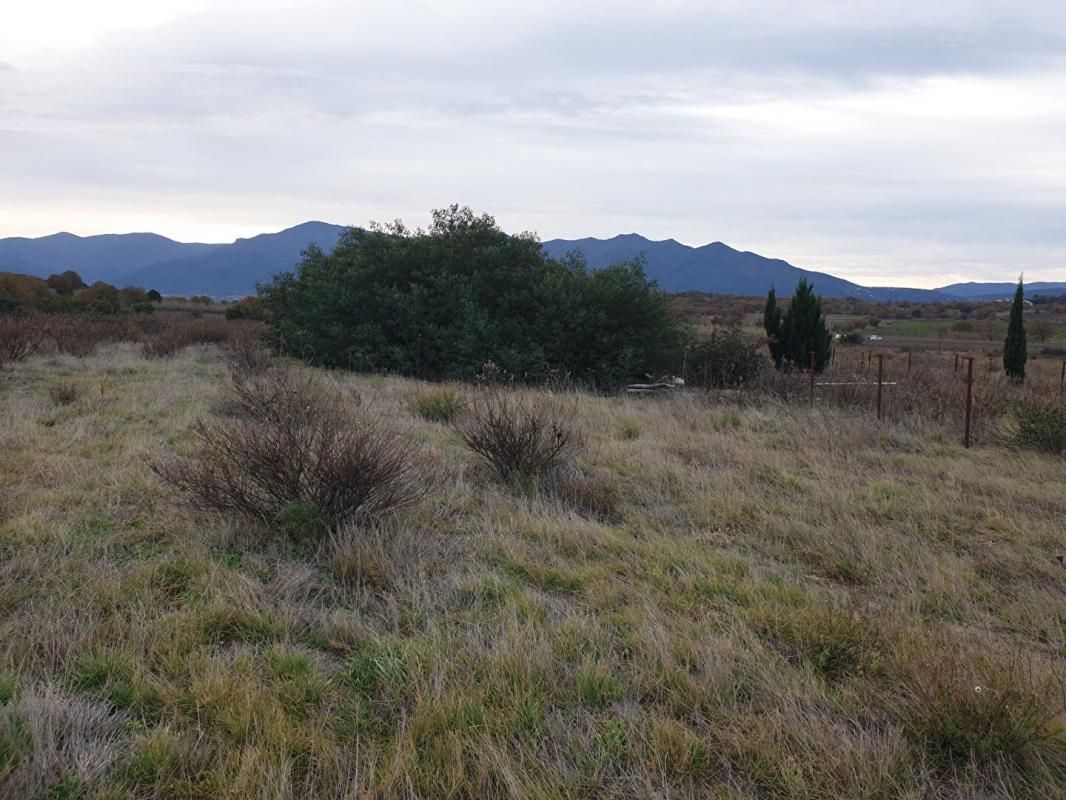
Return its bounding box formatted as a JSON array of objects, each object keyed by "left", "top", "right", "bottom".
[
  {"left": 686, "top": 328, "right": 764, "bottom": 389},
  {"left": 1011, "top": 401, "right": 1066, "bottom": 454},
  {"left": 260, "top": 206, "right": 689, "bottom": 386}
]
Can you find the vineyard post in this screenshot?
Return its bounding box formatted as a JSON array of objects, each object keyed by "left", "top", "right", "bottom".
[
  {"left": 963, "top": 356, "right": 974, "bottom": 448},
  {"left": 876, "top": 353, "right": 884, "bottom": 420}
]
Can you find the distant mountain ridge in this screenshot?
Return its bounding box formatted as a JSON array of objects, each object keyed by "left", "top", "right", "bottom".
[
  {"left": 540, "top": 234, "right": 947, "bottom": 302},
  {"left": 121, "top": 222, "right": 346, "bottom": 296},
  {"left": 1, "top": 224, "right": 1059, "bottom": 301},
  {"left": 935, "top": 281, "right": 1066, "bottom": 300},
  {"left": 0, "top": 232, "right": 218, "bottom": 280}
]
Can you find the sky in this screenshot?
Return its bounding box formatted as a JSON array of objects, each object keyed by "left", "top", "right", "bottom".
[{"left": 1, "top": 1, "right": 1065, "bottom": 288}]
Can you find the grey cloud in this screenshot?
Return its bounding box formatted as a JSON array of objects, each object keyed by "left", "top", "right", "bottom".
[{"left": 2, "top": 0, "right": 1065, "bottom": 285}]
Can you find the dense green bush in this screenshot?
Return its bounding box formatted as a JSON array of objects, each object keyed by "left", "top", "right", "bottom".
[
  {"left": 260, "top": 206, "right": 689, "bottom": 386},
  {"left": 224, "top": 298, "right": 269, "bottom": 321},
  {"left": 1011, "top": 401, "right": 1066, "bottom": 454},
  {"left": 686, "top": 328, "right": 764, "bottom": 389}
]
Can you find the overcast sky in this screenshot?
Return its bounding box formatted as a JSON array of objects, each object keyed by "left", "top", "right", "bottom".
[{"left": 2, "top": 1, "right": 1065, "bottom": 287}]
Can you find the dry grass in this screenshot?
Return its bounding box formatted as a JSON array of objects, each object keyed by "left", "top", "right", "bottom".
[{"left": 0, "top": 340, "right": 1064, "bottom": 798}]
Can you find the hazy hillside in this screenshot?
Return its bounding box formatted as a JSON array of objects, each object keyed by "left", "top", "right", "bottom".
[
  {"left": 121, "top": 221, "right": 346, "bottom": 296},
  {"left": 3, "top": 224, "right": 1056, "bottom": 300},
  {"left": 0, "top": 232, "right": 218, "bottom": 283},
  {"left": 936, "top": 281, "right": 1066, "bottom": 300},
  {"left": 542, "top": 234, "right": 948, "bottom": 301}
]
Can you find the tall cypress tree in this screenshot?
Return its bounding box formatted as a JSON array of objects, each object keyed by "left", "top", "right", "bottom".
[
  {"left": 763, "top": 286, "right": 784, "bottom": 367},
  {"left": 775, "top": 279, "right": 832, "bottom": 372},
  {"left": 1003, "top": 276, "right": 1027, "bottom": 382}
]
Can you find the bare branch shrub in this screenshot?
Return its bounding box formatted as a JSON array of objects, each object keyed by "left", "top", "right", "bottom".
[
  {"left": 142, "top": 315, "right": 245, "bottom": 359},
  {"left": 44, "top": 316, "right": 137, "bottom": 356},
  {"left": 154, "top": 369, "right": 425, "bottom": 530},
  {"left": 0, "top": 315, "right": 46, "bottom": 366},
  {"left": 224, "top": 323, "right": 274, "bottom": 379},
  {"left": 459, "top": 386, "right": 581, "bottom": 483}
]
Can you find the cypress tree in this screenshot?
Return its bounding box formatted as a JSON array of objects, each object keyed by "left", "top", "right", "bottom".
[
  {"left": 1003, "top": 276, "right": 1027, "bottom": 382},
  {"left": 763, "top": 287, "right": 784, "bottom": 367},
  {"left": 778, "top": 279, "right": 832, "bottom": 372}
]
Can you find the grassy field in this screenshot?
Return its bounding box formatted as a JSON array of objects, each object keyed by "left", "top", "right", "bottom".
[{"left": 1, "top": 343, "right": 1065, "bottom": 798}]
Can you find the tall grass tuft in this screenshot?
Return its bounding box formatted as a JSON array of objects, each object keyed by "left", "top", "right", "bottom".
[{"left": 413, "top": 388, "right": 467, "bottom": 424}]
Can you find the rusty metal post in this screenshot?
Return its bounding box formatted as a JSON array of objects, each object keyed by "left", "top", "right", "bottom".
[
  {"left": 965, "top": 356, "right": 975, "bottom": 447},
  {"left": 907, "top": 351, "right": 912, "bottom": 373},
  {"left": 809, "top": 350, "right": 816, "bottom": 406},
  {"left": 988, "top": 356, "right": 994, "bottom": 373},
  {"left": 954, "top": 353, "right": 959, "bottom": 373},
  {"left": 876, "top": 353, "right": 884, "bottom": 420}
]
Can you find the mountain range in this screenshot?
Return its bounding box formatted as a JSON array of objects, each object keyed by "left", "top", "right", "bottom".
[{"left": 1, "top": 223, "right": 1061, "bottom": 302}]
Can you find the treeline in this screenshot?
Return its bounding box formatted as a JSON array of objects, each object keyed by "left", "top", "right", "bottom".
[
  {"left": 261, "top": 206, "right": 689, "bottom": 387},
  {"left": 672, "top": 291, "right": 1060, "bottom": 326},
  {"left": 0, "top": 271, "right": 164, "bottom": 315}
]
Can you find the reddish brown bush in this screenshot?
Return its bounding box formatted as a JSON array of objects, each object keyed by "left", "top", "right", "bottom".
[
  {"left": 44, "top": 316, "right": 137, "bottom": 356},
  {"left": 0, "top": 315, "right": 46, "bottom": 366},
  {"left": 141, "top": 315, "right": 252, "bottom": 359}
]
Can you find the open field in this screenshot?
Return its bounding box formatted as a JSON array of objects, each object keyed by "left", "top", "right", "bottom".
[{"left": 1, "top": 337, "right": 1065, "bottom": 799}]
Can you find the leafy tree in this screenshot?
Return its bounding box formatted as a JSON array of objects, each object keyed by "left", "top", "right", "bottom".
[
  {"left": 46, "top": 270, "right": 85, "bottom": 296},
  {"left": 765, "top": 279, "right": 832, "bottom": 372},
  {"left": 74, "top": 282, "right": 121, "bottom": 314},
  {"left": 119, "top": 286, "right": 148, "bottom": 305},
  {"left": 763, "top": 287, "right": 784, "bottom": 367},
  {"left": 1003, "top": 277, "right": 1027, "bottom": 381},
  {"left": 146, "top": 289, "right": 163, "bottom": 302},
  {"left": 260, "top": 205, "right": 688, "bottom": 386}
]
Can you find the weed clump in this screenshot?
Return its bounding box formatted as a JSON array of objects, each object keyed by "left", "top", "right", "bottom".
[
  {"left": 155, "top": 369, "right": 425, "bottom": 533},
  {"left": 752, "top": 603, "right": 877, "bottom": 682},
  {"left": 48, "top": 381, "right": 81, "bottom": 406},
  {"left": 884, "top": 635, "right": 1066, "bottom": 774},
  {"left": 414, "top": 388, "right": 466, "bottom": 424},
  {"left": 459, "top": 387, "right": 580, "bottom": 483},
  {"left": 615, "top": 417, "right": 641, "bottom": 440}
]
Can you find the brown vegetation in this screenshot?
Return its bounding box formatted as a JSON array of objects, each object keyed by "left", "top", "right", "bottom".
[
  {"left": 0, "top": 329, "right": 1064, "bottom": 798},
  {"left": 459, "top": 386, "right": 581, "bottom": 482},
  {"left": 154, "top": 369, "right": 426, "bottom": 531}
]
